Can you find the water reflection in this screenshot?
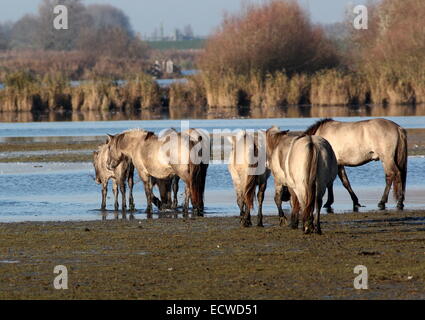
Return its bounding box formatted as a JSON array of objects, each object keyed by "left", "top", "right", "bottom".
[{"left": 1, "top": 104, "right": 425, "bottom": 123}]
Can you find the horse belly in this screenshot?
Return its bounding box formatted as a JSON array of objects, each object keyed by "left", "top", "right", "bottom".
[{"left": 337, "top": 149, "right": 376, "bottom": 166}]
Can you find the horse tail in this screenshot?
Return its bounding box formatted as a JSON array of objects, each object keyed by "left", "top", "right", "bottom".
[
  {"left": 244, "top": 175, "right": 257, "bottom": 211},
  {"left": 244, "top": 135, "right": 261, "bottom": 211},
  {"left": 393, "top": 126, "right": 408, "bottom": 200},
  {"left": 304, "top": 136, "right": 318, "bottom": 219},
  {"left": 189, "top": 140, "right": 208, "bottom": 212}
]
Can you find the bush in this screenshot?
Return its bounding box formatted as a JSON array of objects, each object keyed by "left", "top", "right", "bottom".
[{"left": 199, "top": 0, "right": 339, "bottom": 78}]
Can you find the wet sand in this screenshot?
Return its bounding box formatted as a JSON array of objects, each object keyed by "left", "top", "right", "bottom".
[{"left": 0, "top": 210, "right": 424, "bottom": 299}]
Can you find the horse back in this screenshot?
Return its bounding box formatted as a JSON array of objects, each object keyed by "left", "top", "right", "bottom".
[{"left": 316, "top": 118, "right": 401, "bottom": 165}]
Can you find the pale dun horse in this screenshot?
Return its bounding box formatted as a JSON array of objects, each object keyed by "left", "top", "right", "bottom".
[
  {"left": 304, "top": 118, "right": 408, "bottom": 211},
  {"left": 93, "top": 144, "right": 135, "bottom": 215},
  {"left": 228, "top": 130, "right": 270, "bottom": 227},
  {"left": 266, "top": 127, "right": 338, "bottom": 234},
  {"left": 106, "top": 129, "right": 208, "bottom": 216}
]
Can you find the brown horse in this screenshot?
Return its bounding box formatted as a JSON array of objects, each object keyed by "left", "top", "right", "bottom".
[
  {"left": 266, "top": 127, "right": 338, "bottom": 234},
  {"left": 106, "top": 129, "right": 208, "bottom": 216},
  {"left": 304, "top": 118, "right": 407, "bottom": 211},
  {"left": 227, "top": 130, "right": 270, "bottom": 227}
]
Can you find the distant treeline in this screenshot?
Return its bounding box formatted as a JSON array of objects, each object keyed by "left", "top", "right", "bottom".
[{"left": 0, "top": 0, "right": 147, "bottom": 57}]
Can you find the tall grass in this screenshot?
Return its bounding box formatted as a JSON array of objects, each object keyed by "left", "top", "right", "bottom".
[
  {"left": 0, "top": 71, "right": 161, "bottom": 112},
  {"left": 169, "top": 75, "right": 206, "bottom": 108}
]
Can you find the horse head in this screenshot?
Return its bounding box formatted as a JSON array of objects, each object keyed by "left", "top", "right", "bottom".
[{"left": 106, "top": 134, "right": 125, "bottom": 171}]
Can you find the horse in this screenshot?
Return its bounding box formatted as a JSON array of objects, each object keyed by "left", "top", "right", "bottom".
[
  {"left": 92, "top": 144, "right": 135, "bottom": 215},
  {"left": 266, "top": 126, "right": 338, "bottom": 234},
  {"left": 304, "top": 118, "right": 408, "bottom": 211},
  {"left": 93, "top": 144, "right": 179, "bottom": 217},
  {"left": 106, "top": 128, "right": 208, "bottom": 216},
  {"left": 227, "top": 130, "right": 270, "bottom": 227}
]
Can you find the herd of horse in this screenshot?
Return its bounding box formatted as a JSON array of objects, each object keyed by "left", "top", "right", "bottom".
[{"left": 93, "top": 118, "right": 408, "bottom": 234}]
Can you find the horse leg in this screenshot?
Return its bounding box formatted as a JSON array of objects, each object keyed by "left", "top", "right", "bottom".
[
  {"left": 289, "top": 189, "right": 300, "bottom": 229},
  {"left": 183, "top": 186, "right": 190, "bottom": 217},
  {"left": 274, "top": 184, "right": 287, "bottom": 226},
  {"left": 236, "top": 190, "right": 245, "bottom": 217},
  {"left": 378, "top": 160, "right": 396, "bottom": 210},
  {"left": 112, "top": 181, "right": 119, "bottom": 211},
  {"left": 158, "top": 180, "right": 169, "bottom": 210},
  {"left": 143, "top": 178, "right": 154, "bottom": 215},
  {"left": 101, "top": 181, "right": 108, "bottom": 211},
  {"left": 323, "top": 183, "right": 334, "bottom": 213},
  {"left": 338, "top": 165, "right": 361, "bottom": 211},
  {"left": 172, "top": 176, "right": 179, "bottom": 209},
  {"left": 120, "top": 182, "right": 127, "bottom": 219},
  {"left": 314, "top": 196, "right": 323, "bottom": 235},
  {"left": 127, "top": 166, "right": 135, "bottom": 212},
  {"left": 241, "top": 203, "right": 252, "bottom": 227},
  {"left": 166, "top": 180, "right": 173, "bottom": 209},
  {"left": 257, "top": 182, "right": 267, "bottom": 227}
]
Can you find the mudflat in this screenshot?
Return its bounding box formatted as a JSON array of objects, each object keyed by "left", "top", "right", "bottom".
[{"left": 0, "top": 210, "right": 424, "bottom": 299}]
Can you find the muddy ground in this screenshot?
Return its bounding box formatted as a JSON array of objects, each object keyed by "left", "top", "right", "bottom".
[{"left": 0, "top": 210, "right": 424, "bottom": 300}]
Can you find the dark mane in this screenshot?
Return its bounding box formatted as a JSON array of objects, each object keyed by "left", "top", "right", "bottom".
[{"left": 304, "top": 118, "right": 334, "bottom": 135}]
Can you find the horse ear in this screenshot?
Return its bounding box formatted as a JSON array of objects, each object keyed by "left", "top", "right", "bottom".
[
  {"left": 106, "top": 134, "right": 114, "bottom": 143},
  {"left": 267, "top": 126, "right": 279, "bottom": 135},
  {"left": 145, "top": 131, "right": 155, "bottom": 140}
]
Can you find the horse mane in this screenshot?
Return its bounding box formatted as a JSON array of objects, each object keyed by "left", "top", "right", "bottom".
[{"left": 304, "top": 118, "right": 334, "bottom": 135}]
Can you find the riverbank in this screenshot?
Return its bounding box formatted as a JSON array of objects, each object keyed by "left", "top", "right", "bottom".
[
  {"left": 1, "top": 128, "right": 425, "bottom": 162},
  {"left": 0, "top": 210, "right": 424, "bottom": 299}
]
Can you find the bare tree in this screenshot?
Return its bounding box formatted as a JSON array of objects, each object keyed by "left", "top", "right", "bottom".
[
  {"left": 86, "top": 4, "right": 133, "bottom": 36},
  {"left": 9, "top": 15, "right": 40, "bottom": 49}
]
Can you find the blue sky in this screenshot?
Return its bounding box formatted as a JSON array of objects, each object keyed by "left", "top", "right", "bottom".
[{"left": 0, "top": 0, "right": 368, "bottom": 36}]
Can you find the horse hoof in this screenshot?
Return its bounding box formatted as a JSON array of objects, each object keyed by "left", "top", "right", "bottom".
[
  {"left": 240, "top": 219, "right": 252, "bottom": 228},
  {"left": 257, "top": 223, "right": 264, "bottom": 228},
  {"left": 397, "top": 204, "right": 404, "bottom": 211},
  {"left": 378, "top": 202, "right": 386, "bottom": 210}
]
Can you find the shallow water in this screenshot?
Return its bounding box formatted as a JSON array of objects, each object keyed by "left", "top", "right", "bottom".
[
  {"left": 2, "top": 104, "right": 425, "bottom": 124},
  {"left": 0, "top": 157, "right": 424, "bottom": 223},
  {"left": 1, "top": 115, "right": 425, "bottom": 139}
]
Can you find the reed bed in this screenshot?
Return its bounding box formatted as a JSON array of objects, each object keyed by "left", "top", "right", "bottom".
[
  {"left": 0, "top": 72, "right": 161, "bottom": 112},
  {"left": 169, "top": 75, "right": 207, "bottom": 108}
]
